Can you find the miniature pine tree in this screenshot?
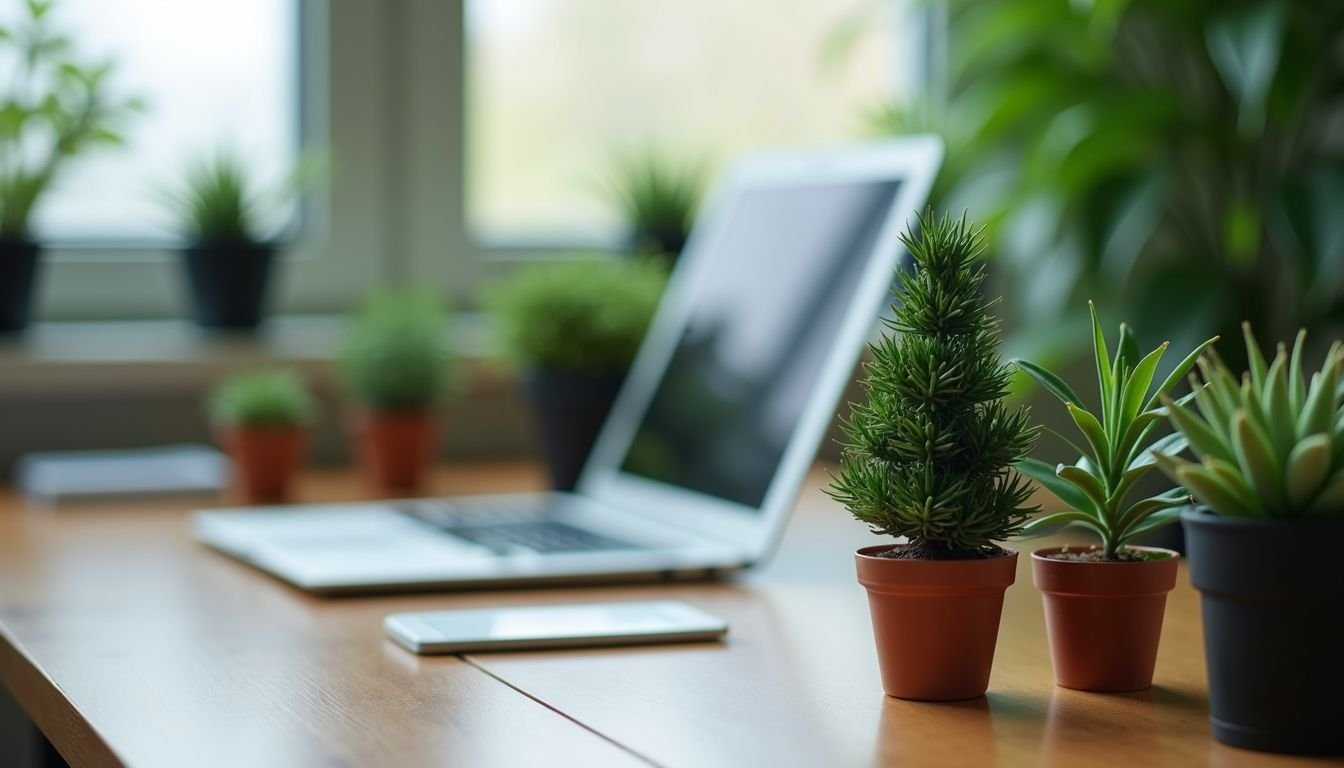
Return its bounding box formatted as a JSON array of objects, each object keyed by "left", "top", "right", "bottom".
[{"left": 828, "top": 210, "right": 1037, "bottom": 559}]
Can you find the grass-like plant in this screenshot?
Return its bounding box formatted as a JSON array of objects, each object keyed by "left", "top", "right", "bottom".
[
  {"left": 340, "top": 290, "right": 451, "bottom": 411},
  {"left": 827, "top": 211, "right": 1037, "bottom": 558},
  {"left": 209, "top": 368, "right": 315, "bottom": 428},
  {"left": 0, "top": 0, "right": 143, "bottom": 239},
  {"left": 162, "top": 150, "right": 320, "bottom": 244},
  {"left": 1155, "top": 325, "right": 1344, "bottom": 519},
  {"left": 486, "top": 257, "right": 666, "bottom": 376},
  {"left": 1014, "top": 303, "right": 1219, "bottom": 559},
  {"left": 606, "top": 149, "right": 703, "bottom": 258}
]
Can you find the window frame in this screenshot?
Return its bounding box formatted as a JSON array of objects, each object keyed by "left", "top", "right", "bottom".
[{"left": 34, "top": 0, "right": 933, "bottom": 321}]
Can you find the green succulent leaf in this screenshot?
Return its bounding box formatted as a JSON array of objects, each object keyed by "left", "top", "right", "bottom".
[
  {"left": 1264, "top": 351, "right": 1296, "bottom": 455},
  {"left": 1021, "top": 510, "right": 1106, "bottom": 538},
  {"left": 1065, "top": 403, "right": 1110, "bottom": 469},
  {"left": 1231, "top": 411, "right": 1283, "bottom": 513},
  {"left": 1122, "top": 342, "right": 1167, "bottom": 423},
  {"left": 1163, "top": 395, "right": 1236, "bottom": 465},
  {"left": 1145, "top": 336, "right": 1219, "bottom": 412},
  {"left": 1297, "top": 352, "right": 1341, "bottom": 439},
  {"left": 1058, "top": 464, "right": 1109, "bottom": 514},
  {"left": 1015, "top": 358, "right": 1083, "bottom": 408},
  {"left": 1178, "top": 464, "right": 1262, "bottom": 518},
  {"left": 1285, "top": 433, "right": 1331, "bottom": 511},
  {"left": 1306, "top": 468, "right": 1344, "bottom": 518},
  {"left": 1088, "top": 301, "right": 1113, "bottom": 405},
  {"left": 1288, "top": 329, "right": 1308, "bottom": 413},
  {"left": 1242, "top": 323, "right": 1268, "bottom": 393},
  {"left": 1016, "top": 458, "right": 1096, "bottom": 513},
  {"left": 1119, "top": 506, "right": 1186, "bottom": 542}
]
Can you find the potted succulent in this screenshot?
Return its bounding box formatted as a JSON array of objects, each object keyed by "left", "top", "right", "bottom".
[
  {"left": 827, "top": 211, "right": 1037, "bottom": 701},
  {"left": 605, "top": 149, "right": 703, "bottom": 261},
  {"left": 487, "top": 257, "right": 665, "bottom": 490},
  {"left": 163, "top": 151, "right": 315, "bottom": 330},
  {"left": 340, "top": 290, "right": 451, "bottom": 494},
  {"left": 1014, "top": 303, "right": 1217, "bottom": 692},
  {"left": 0, "top": 0, "right": 142, "bottom": 332},
  {"left": 209, "top": 368, "right": 316, "bottom": 504},
  {"left": 1155, "top": 326, "right": 1344, "bottom": 755}
]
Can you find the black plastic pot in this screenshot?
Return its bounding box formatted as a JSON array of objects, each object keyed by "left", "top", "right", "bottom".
[
  {"left": 523, "top": 368, "right": 624, "bottom": 491},
  {"left": 1182, "top": 508, "right": 1344, "bottom": 755},
  {"left": 181, "top": 242, "right": 275, "bottom": 330},
  {"left": 0, "top": 239, "right": 40, "bottom": 333}
]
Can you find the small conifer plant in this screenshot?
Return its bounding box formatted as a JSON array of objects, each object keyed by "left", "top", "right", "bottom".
[{"left": 828, "top": 211, "right": 1037, "bottom": 559}]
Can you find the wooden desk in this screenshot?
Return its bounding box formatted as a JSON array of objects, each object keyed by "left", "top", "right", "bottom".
[{"left": 0, "top": 465, "right": 1331, "bottom": 767}]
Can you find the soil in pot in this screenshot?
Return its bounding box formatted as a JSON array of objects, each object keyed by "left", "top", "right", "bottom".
[
  {"left": 351, "top": 409, "right": 437, "bottom": 494},
  {"left": 181, "top": 242, "right": 275, "bottom": 330},
  {"left": 856, "top": 544, "right": 1017, "bottom": 701},
  {"left": 523, "top": 368, "right": 623, "bottom": 491},
  {"left": 0, "top": 240, "right": 40, "bottom": 333},
  {"left": 219, "top": 425, "right": 307, "bottom": 504},
  {"left": 1183, "top": 509, "right": 1344, "bottom": 755},
  {"left": 1032, "top": 545, "right": 1179, "bottom": 692}
]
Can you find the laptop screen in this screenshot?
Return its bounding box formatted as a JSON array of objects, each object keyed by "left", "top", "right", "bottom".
[{"left": 617, "top": 179, "right": 903, "bottom": 508}]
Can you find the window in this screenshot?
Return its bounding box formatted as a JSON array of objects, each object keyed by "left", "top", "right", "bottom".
[
  {"left": 18, "top": 0, "right": 300, "bottom": 243},
  {"left": 466, "top": 0, "right": 910, "bottom": 244}
]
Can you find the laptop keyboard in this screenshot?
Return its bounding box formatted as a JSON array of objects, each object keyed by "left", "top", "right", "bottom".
[{"left": 399, "top": 500, "right": 641, "bottom": 554}]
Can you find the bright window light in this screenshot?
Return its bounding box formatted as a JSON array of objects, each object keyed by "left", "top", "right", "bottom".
[
  {"left": 466, "top": 0, "right": 904, "bottom": 243},
  {"left": 17, "top": 0, "right": 299, "bottom": 242}
]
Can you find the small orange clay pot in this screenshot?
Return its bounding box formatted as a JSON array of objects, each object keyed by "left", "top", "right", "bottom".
[
  {"left": 351, "top": 409, "right": 437, "bottom": 494},
  {"left": 856, "top": 545, "right": 1017, "bottom": 701},
  {"left": 218, "top": 425, "right": 307, "bottom": 504},
  {"left": 1032, "top": 546, "right": 1179, "bottom": 692}
]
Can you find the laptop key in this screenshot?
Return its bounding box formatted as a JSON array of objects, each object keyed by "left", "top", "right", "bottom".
[{"left": 443, "top": 521, "right": 638, "bottom": 555}]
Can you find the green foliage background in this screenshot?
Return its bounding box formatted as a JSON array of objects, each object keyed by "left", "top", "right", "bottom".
[
  {"left": 852, "top": 0, "right": 1344, "bottom": 367},
  {"left": 486, "top": 257, "right": 667, "bottom": 376}
]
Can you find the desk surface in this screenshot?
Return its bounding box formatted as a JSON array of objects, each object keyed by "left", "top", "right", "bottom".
[{"left": 0, "top": 464, "right": 1332, "bottom": 768}]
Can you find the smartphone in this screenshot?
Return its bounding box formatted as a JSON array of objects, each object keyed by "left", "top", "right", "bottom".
[{"left": 384, "top": 600, "right": 728, "bottom": 654}]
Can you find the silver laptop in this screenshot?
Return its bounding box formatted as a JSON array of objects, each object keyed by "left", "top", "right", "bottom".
[{"left": 193, "top": 138, "right": 943, "bottom": 594}]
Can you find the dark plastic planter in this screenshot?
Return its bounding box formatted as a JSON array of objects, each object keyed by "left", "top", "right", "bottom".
[
  {"left": 522, "top": 368, "right": 623, "bottom": 491},
  {"left": 181, "top": 242, "right": 275, "bottom": 330},
  {"left": 1182, "top": 508, "right": 1344, "bottom": 755},
  {"left": 0, "top": 239, "right": 40, "bottom": 333}
]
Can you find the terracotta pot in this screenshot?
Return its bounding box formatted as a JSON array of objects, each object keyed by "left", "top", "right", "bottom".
[
  {"left": 856, "top": 545, "right": 1017, "bottom": 701},
  {"left": 1032, "top": 546, "right": 1179, "bottom": 692},
  {"left": 351, "top": 409, "right": 437, "bottom": 494},
  {"left": 218, "top": 425, "right": 307, "bottom": 504}
]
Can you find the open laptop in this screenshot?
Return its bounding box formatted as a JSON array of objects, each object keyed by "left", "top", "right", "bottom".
[{"left": 193, "top": 137, "right": 943, "bottom": 594}]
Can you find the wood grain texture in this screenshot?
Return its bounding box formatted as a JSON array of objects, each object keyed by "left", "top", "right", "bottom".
[
  {"left": 0, "top": 464, "right": 641, "bottom": 768},
  {"left": 459, "top": 476, "right": 1339, "bottom": 768}
]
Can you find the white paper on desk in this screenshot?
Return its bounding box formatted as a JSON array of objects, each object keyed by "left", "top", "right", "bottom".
[{"left": 16, "top": 444, "right": 226, "bottom": 506}]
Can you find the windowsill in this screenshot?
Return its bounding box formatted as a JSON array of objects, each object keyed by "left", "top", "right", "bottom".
[{"left": 0, "top": 314, "right": 496, "bottom": 394}]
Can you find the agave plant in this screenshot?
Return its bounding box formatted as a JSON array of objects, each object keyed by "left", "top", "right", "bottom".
[
  {"left": 1014, "top": 303, "right": 1218, "bottom": 559},
  {"left": 1155, "top": 325, "right": 1344, "bottom": 519}
]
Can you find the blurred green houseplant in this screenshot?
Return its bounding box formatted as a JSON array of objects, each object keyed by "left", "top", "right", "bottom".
[
  {"left": 0, "top": 0, "right": 142, "bottom": 331},
  {"left": 209, "top": 368, "right": 315, "bottom": 504},
  {"left": 605, "top": 149, "right": 703, "bottom": 261},
  {"left": 341, "top": 290, "right": 451, "bottom": 493},
  {"left": 842, "top": 0, "right": 1344, "bottom": 364},
  {"left": 486, "top": 257, "right": 666, "bottom": 489},
  {"left": 163, "top": 150, "right": 320, "bottom": 330}
]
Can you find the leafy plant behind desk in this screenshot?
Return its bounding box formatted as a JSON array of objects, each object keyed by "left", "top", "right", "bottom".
[
  {"left": 163, "top": 150, "right": 320, "bottom": 244},
  {"left": 848, "top": 0, "right": 1344, "bottom": 366},
  {"left": 340, "top": 291, "right": 451, "bottom": 411},
  {"left": 827, "top": 210, "right": 1038, "bottom": 558},
  {"left": 209, "top": 368, "right": 316, "bottom": 428},
  {"left": 1015, "top": 304, "right": 1218, "bottom": 558},
  {"left": 0, "top": 0, "right": 143, "bottom": 239},
  {"left": 605, "top": 149, "right": 704, "bottom": 261},
  {"left": 486, "top": 257, "right": 667, "bottom": 376}
]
